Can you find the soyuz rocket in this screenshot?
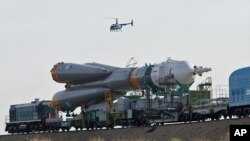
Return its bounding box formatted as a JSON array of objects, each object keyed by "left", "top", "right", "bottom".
[{"left": 50, "top": 58, "right": 211, "bottom": 112}]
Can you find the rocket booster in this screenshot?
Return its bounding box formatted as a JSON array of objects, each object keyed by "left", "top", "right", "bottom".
[{"left": 51, "top": 58, "right": 211, "bottom": 112}]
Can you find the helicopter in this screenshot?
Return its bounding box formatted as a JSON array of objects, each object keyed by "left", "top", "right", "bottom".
[{"left": 106, "top": 18, "right": 133, "bottom": 31}]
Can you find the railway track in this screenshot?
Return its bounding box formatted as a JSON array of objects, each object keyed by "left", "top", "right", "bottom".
[
  {"left": 1, "top": 118, "right": 250, "bottom": 141},
  {"left": 1, "top": 116, "right": 248, "bottom": 136}
]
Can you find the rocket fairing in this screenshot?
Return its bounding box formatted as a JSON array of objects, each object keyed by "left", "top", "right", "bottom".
[{"left": 51, "top": 58, "right": 211, "bottom": 112}]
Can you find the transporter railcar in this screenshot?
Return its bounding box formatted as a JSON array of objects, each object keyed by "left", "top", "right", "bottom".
[{"left": 5, "top": 93, "right": 249, "bottom": 134}]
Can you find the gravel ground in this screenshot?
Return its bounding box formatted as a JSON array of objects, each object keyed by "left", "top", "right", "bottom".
[{"left": 1, "top": 118, "right": 250, "bottom": 141}]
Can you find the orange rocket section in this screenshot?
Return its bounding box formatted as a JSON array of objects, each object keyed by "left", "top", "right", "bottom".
[
  {"left": 130, "top": 68, "right": 141, "bottom": 89},
  {"left": 51, "top": 100, "right": 61, "bottom": 111},
  {"left": 50, "top": 62, "right": 62, "bottom": 82}
]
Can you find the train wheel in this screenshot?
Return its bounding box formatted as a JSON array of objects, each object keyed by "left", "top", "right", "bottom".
[
  {"left": 202, "top": 117, "right": 206, "bottom": 122},
  {"left": 15, "top": 126, "right": 19, "bottom": 134},
  {"left": 223, "top": 114, "right": 227, "bottom": 120},
  {"left": 184, "top": 116, "right": 187, "bottom": 123},
  {"left": 197, "top": 115, "right": 201, "bottom": 122},
  {"left": 100, "top": 125, "right": 104, "bottom": 130},
  {"left": 33, "top": 125, "right": 37, "bottom": 133},
  {"left": 243, "top": 112, "right": 248, "bottom": 118},
  {"left": 216, "top": 116, "right": 220, "bottom": 120},
  {"left": 9, "top": 126, "right": 14, "bottom": 134},
  {"left": 211, "top": 115, "right": 214, "bottom": 121}
]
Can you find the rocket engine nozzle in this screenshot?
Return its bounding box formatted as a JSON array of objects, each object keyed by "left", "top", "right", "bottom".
[{"left": 193, "top": 66, "right": 212, "bottom": 76}]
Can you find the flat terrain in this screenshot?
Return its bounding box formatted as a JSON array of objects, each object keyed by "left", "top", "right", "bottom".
[{"left": 1, "top": 118, "right": 250, "bottom": 141}]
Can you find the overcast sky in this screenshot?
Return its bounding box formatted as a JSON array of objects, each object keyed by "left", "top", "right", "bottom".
[{"left": 0, "top": 0, "right": 250, "bottom": 134}]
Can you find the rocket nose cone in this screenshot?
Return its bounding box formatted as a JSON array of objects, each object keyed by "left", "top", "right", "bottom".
[{"left": 173, "top": 61, "right": 195, "bottom": 84}]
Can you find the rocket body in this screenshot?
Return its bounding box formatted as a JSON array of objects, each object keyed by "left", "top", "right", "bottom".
[{"left": 51, "top": 59, "right": 211, "bottom": 112}]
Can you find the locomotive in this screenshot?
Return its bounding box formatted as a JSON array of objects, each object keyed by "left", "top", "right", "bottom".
[{"left": 5, "top": 99, "right": 70, "bottom": 134}]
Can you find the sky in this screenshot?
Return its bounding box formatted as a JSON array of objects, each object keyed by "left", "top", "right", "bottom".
[{"left": 0, "top": 0, "right": 250, "bottom": 134}]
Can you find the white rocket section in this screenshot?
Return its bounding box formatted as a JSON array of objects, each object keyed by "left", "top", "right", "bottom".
[{"left": 171, "top": 60, "right": 194, "bottom": 84}]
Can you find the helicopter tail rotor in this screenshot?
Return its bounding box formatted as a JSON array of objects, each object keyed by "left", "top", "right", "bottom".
[{"left": 131, "top": 20, "right": 133, "bottom": 26}]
